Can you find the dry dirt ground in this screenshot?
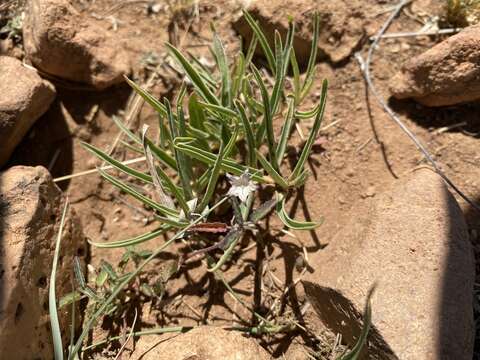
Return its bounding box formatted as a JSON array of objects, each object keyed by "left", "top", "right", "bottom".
[{"left": 3, "top": 0, "right": 480, "bottom": 358}]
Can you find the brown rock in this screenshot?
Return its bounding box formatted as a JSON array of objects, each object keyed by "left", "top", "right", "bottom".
[
  {"left": 130, "top": 326, "right": 271, "bottom": 360},
  {"left": 0, "top": 166, "right": 87, "bottom": 360},
  {"left": 390, "top": 24, "right": 480, "bottom": 106},
  {"left": 233, "top": 0, "right": 375, "bottom": 64},
  {"left": 302, "top": 169, "right": 474, "bottom": 359},
  {"left": 0, "top": 56, "right": 56, "bottom": 168},
  {"left": 23, "top": 0, "right": 131, "bottom": 89}
]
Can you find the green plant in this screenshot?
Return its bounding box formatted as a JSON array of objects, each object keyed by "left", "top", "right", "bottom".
[{"left": 52, "top": 10, "right": 328, "bottom": 359}]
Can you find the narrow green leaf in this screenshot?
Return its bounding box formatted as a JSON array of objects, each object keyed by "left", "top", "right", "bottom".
[
  {"left": 255, "top": 150, "right": 288, "bottom": 189},
  {"left": 73, "top": 256, "right": 85, "bottom": 288},
  {"left": 125, "top": 76, "right": 167, "bottom": 117},
  {"left": 59, "top": 291, "right": 85, "bottom": 309},
  {"left": 249, "top": 198, "right": 278, "bottom": 223},
  {"left": 211, "top": 28, "right": 232, "bottom": 107},
  {"left": 208, "top": 228, "right": 244, "bottom": 272},
  {"left": 98, "top": 167, "right": 179, "bottom": 218},
  {"left": 276, "top": 96, "right": 295, "bottom": 168},
  {"left": 290, "top": 50, "right": 301, "bottom": 105},
  {"left": 112, "top": 115, "right": 142, "bottom": 145},
  {"left": 290, "top": 79, "right": 328, "bottom": 180},
  {"left": 339, "top": 287, "right": 375, "bottom": 360},
  {"left": 244, "top": 32, "right": 258, "bottom": 68},
  {"left": 174, "top": 139, "right": 267, "bottom": 183},
  {"left": 301, "top": 12, "right": 320, "bottom": 101},
  {"left": 82, "top": 142, "right": 152, "bottom": 184},
  {"left": 235, "top": 100, "right": 256, "bottom": 167},
  {"left": 166, "top": 99, "right": 194, "bottom": 201},
  {"left": 142, "top": 125, "right": 176, "bottom": 209},
  {"left": 270, "top": 30, "right": 285, "bottom": 116},
  {"left": 251, "top": 64, "right": 277, "bottom": 169},
  {"left": 197, "top": 141, "right": 225, "bottom": 213},
  {"left": 144, "top": 136, "right": 178, "bottom": 171},
  {"left": 188, "top": 94, "right": 207, "bottom": 131},
  {"left": 89, "top": 226, "right": 170, "bottom": 248},
  {"left": 100, "top": 260, "right": 118, "bottom": 280},
  {"left": 154, "top": 162, "right": 190, "bottom": 216},
  {"left": 166, "top": 42, "right": 220, "bottom": 105},
  {"left": 242, "top": 10, "right": 275, "bottom": 74},
  {"left": 198, "top": 101, "right": 238, "bottom": 119},
  {"left": 49, "top": 201, "right": 68, "bottom": 360},
  {"left": 96, "top": 269, "right": 109, "bottom": 287},
  {"left": 276, "top": 195, "right": 322, "bottom": 230},
  {"left": 231, "top": 53, "right": 245, "bottom": 99}
]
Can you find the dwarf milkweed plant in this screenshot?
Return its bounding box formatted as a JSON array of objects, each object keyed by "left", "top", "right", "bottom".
[{"left": 56, "top": 11, "right": 328, "bottom": 359}]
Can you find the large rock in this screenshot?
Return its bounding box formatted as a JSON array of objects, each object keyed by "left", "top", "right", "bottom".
[
  {"left": 390, "top": 24, "right": 480, "bottom": 106},
  {"left": 23, "top": 0, "right": 131, "bottom": 89},
  {"left": 302, "top": 169, "right": 474, "bottom": 359},
  {"left": 234, "top": 0, "right": 374, "bottom": 64},
  {"left": 0, "top": 166, "right": 87, "bottom": 360},
  {"left": 0, "top": 56, "right": 56, "bottom": 168},
  {"left": 130, "top": 326, "right": 271, "bottom": 360}
]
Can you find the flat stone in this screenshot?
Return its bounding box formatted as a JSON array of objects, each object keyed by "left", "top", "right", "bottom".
[
  {"left": 303, "top": 169, "right": 475, "bottom": 359},
  {"left": 130, "top": 326, "right": 271, "bottom": 360}
]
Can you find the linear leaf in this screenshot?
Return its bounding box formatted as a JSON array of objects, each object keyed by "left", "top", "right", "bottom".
[
  {"left": 276, "top": 96, "right": 295, "bottom": 168},
  {"left": 208, "top": 228, "right": 244, "bottom": 272},
  {"left": 142, "top": 125, "right": 176, "bottom": 209},
  {"left": 82, "top": 142, "right": 152, "bottom": 184},
  {"left": 249, "top": 198, "right": 277, "bottom": 223},
  {"left": 339, "top": 287, "right": 375, "bottom": 360},
  {"left": 211, "top": 28, "right": 232, "bottom": 107},
  {"left": 166, "top": 43, "right": 220, "bottom": 105},
  {"left": 290, "top": 50, "right": 301, "bottom": 104},
  {"left": 198, "top": 101, "right": 238, "bottom": 119},
  {"left": 290, "top": 79, "right": 328, "bottom": 180},
  {"left": 242, "top": 10, "right": 275, "bottom": 73},
  {"left": 89, "top": 226, "right": 170, "bottom": 248},
  {"left": 166, "top": 99, "right": 194, "bottom": 201},
  {"left": 174, "top": 139, "right": 267, "bottom": 183},
  {"left": 251, "top": 64, "right": 277, "bottom": 169},
  {"left": 235, "top": 100, "right": 256, "bottom": 167},
  {"left": 270, "top": 30, "right": 285, "bottom": 116},
  {"left": 98, "top": 168, "right": 179, "bottom": 218},
  {"left": 301, "top": 12, "right": 320, "bottom": 101},
  {"left": 49, "top": 201, "right": 69, "bottom": 360},
  {"left": 197, "top": 141, "right": 225, "bottom": 213},
  {"left": 276, "top": 195, "right": 322, "bottom": 230},
  {"left": 125, "top": 76, "right": 167, "bottom": 117},
  {"left": 255, "top": 150, "right": 288, "bottom": 189}
]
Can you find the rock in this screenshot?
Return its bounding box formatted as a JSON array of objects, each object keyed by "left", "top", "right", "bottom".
[
  {"left": 390, "top": 24, "right": 480, "bottom": 106},
  {"left": 23, "top": 0, "right": 131, "bottom": 89},
  {"left": 0, "top": 56, "right": 56, "bottom": 168},
  {"left": 0, "top": 166, "right": 87, "bottom": 360},
  {"left": 302, "top": 169, "right": 474, "bottom": 359},
  {"left": 233, "top": 0, "right": 375, "bottom": 64},
  {"left": 130, "top": 326, "right": 271, "bottom": 360}
]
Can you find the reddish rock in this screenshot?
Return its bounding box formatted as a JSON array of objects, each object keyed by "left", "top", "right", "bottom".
[
  {"left": 0, "top": 166, "right": 87, "bottom": 359},
  {"left": 233, "top": 0, "right": 375, "bottom": 64},
  {"left": 303, "top": 169, "right": 474, "bottom": 359},
  {"left": 390, "top": 24, "right": 480, "bottom": 106},
  {"left": 130, "top": 326, "right": 271, "bottom": 360},
  {"left": 23, "top": 0, "right": 131, "bottom": 89},
  {"left": 0, "top": 56, "right": 56, "bottom": 168}
]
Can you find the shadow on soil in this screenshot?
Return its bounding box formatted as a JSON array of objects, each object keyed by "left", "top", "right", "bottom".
[
  {"left": 388, "top": 97, "right": 480, "bottom": 137},
  {"left": 4, "top": 83, "right": 131, "bottom": 190}
]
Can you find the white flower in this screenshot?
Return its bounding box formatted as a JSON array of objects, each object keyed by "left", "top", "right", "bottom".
[{"left": 226, "top": 171, "right": 257, "bottom": 203}]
